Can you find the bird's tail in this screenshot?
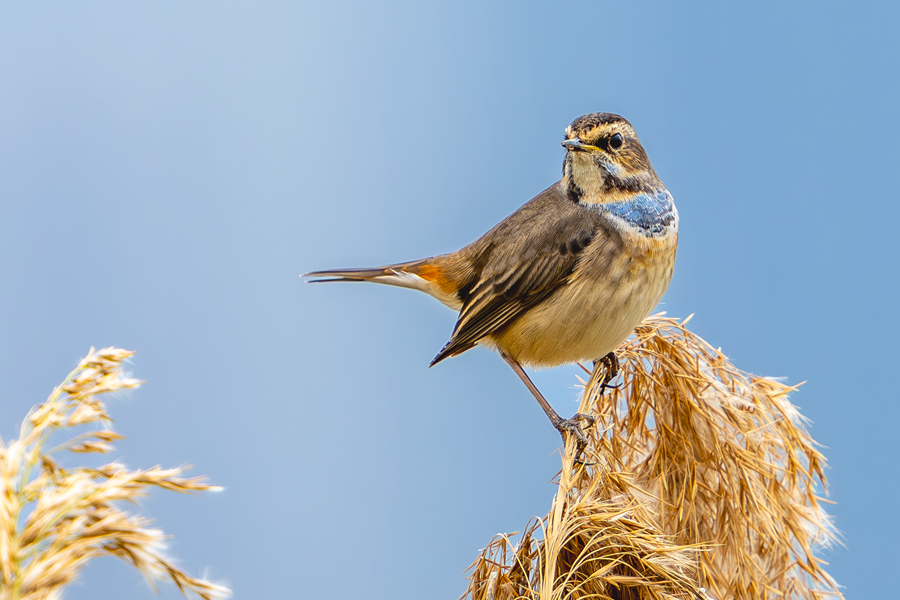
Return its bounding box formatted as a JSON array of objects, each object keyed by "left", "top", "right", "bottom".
[
  {"left": 304, "top": 258, "right": 462, "bottom": 309},
  {"left": 304, "top": 258, "right": 432, "bottom": 285}
]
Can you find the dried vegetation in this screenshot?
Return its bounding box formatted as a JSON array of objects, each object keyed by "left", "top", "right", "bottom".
[
  {"left": 463, "top": 315, "right": 840, "bottom": 600},
  {"left": 0, "top": 347, "right": 230, "bottom": 600}
]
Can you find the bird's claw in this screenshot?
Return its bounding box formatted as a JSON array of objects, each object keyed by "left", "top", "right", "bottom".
[
  {"left": 594, "top": 352, "right": 620, "bottom": 395},
  {"left": 554, "top": 413, "right": 596, "bottom": 460}
]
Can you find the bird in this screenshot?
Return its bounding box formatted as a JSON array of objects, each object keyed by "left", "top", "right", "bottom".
[{"left": 305, "top": 112, "right": 678, "bottom": 451}]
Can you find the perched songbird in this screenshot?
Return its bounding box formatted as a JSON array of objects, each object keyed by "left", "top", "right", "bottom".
[{"left": 306, "top": 112, "right": 678, "bottom": 448}]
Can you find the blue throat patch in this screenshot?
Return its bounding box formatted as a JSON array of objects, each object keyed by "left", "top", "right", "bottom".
[{"left": 594, "top": 190, "right": 676, "bottom": 236}]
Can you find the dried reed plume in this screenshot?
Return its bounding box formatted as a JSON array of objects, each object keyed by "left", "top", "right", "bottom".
[
  {"left": 463, "top": 314, "right": 840, "bottom": 600},
  {"left": 0, "top": 347, "right": 230, "bottom": 600}
]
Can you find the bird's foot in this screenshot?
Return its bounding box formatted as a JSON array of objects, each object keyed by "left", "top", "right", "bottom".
[
  {"left": 552, "top": 413, "right": 596, "bottom": 460},
  {"left": 593, "top": 351, "right": 620, "bottom": 395}
]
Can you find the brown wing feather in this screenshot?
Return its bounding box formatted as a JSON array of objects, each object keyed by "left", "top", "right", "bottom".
[{"left": 430, "top": 184, "right": 602, "bottom": 366}]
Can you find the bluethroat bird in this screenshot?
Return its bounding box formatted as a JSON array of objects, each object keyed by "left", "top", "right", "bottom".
[{"left": 306, "top": 113, "right": 678, "bottom": 451}]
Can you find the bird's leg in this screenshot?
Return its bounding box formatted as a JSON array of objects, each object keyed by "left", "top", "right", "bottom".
[
  {"left": 500, "top": 352, "right": 594, "bottom": 454},
  {"left": 593, "top": 351, "right": 620, "bottom": 395}
]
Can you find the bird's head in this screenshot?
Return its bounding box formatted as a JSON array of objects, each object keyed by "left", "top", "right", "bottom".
[{"left": 561, "top": 113, "right": 662, "bottom": 204}]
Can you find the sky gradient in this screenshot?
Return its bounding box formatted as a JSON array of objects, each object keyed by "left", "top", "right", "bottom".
[{"left": 1, "top": 2, "right": 898, "bottom": 598}]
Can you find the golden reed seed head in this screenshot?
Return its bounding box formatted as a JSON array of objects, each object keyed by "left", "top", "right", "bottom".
[
  {"left": 462, "top": 314, "right": 840, "bottom": 600},
  {"left": 1, "top": 347, "right": 230, "bottom": 600}
]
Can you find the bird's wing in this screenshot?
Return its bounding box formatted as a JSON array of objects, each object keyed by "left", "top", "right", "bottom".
[{"left": 430, "top": 191, "right": 604, "bottom": 366}]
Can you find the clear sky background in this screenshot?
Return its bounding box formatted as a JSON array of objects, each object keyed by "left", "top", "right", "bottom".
[{"left": 1, "top": 2, "right": 897, "bottom": 598}]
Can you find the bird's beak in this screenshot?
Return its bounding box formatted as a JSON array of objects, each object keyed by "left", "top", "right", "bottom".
[{"left": 561, "top": 138, "right": 599, "bottom": 152}]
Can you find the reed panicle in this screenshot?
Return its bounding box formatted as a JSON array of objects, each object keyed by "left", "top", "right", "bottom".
[
  {"left": 463, "top": 314, "right": 840, "bottom": 600},
  {"left": 0, "top": 347, "right": 230, "bottom": 600}
]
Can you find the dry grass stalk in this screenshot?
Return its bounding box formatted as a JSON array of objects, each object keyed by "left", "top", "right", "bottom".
[
  {"left": 0, "top": 347, "right": 230, "bottom": 600},
  {"left": 462, "top": 314, "right": 839, "bottom": 600}
]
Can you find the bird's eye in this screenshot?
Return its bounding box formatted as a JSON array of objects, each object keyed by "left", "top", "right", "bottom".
[{"left": 609, "top": 133, "right": 624, "bottom": 150}]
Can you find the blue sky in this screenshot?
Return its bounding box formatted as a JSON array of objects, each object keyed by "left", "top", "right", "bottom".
[{"left": 1, "top": 2, "right": 897, "bottom": 598}]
